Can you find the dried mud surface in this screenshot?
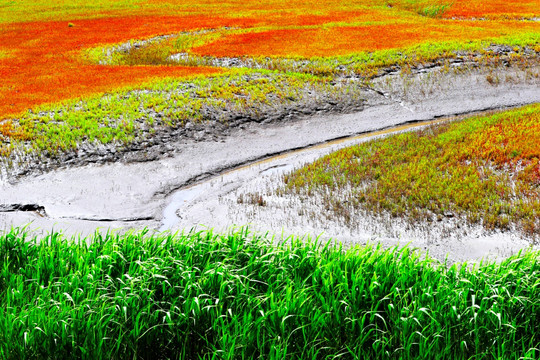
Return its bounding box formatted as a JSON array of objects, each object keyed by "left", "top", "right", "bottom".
[{"left": 1, "top": 62, "right": 539, "bottom": 262}]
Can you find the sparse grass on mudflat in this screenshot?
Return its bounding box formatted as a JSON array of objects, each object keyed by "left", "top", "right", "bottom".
[
  {"left": 1, "top": 227, "right": 540, "bottom": 359},
  {"left": 0, "top": 69, "right": 362, "bottom": 158},
  {"left": 283, "top": 104, "right": 540, "bottom": 237}
]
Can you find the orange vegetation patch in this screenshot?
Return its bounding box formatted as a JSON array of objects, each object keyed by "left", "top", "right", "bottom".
[
  {"left": 0, "top": 7, "right": 395, "bottom": 120},
  {"left": 246, "top": 9, "right": 404, "bottom": 27},
  {"left": 444, "top": 0, "right": 539, "bottom": 19},
  {"left": 0, "top": 15, "right": 242, "bottom": 119},
  {"left": 191, "top": 20, "right": 540, "bottom": 58}
]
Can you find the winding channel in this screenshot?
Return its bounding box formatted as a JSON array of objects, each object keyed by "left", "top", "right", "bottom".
[{"left": 159, "top": 116, "right": 454, "bottom": 231}]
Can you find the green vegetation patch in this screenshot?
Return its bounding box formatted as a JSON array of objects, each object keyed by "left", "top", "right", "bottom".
[
  {"left": 383, "top": 0, "right": 453, "bottom": 18},
  {"left": 4, "top": 69, "right": 361, "bottom": 157},
  {"left": 0, "top": 49, "right": 10, "bottom": 59},
  {"left": 1, "top": 227, "right": 540, "bottom": 359},
  {"left": 0, "top": 0, "right": 143, "bottom": 23},
  {"left": 283, "top": 104, "right": 540, "bottom": 237},
  {"left": 88, "top": 30, "right": 540, "bottom": 78}
]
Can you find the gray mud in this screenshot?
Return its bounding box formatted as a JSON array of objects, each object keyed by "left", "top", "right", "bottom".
[{"left": 1, "top": 62, "right": 539, "bottom": 262}]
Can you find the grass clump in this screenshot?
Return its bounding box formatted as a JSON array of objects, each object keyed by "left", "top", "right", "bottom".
[
  {"left": 384, "top": 0, "right": 453, "bottom": 18},
  {"left": 0, "top": 49, "right": 10, "bottom": 59},
  {"left": 283, "top": 104, "right": 540, "bottom": 237},
  {"left": 1, "top": 227, "right": 540, "bottom": 359}
]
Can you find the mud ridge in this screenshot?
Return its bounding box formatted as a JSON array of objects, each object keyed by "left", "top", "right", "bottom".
[
  {"left": 60, "top": 215, "right": 154, "bottom": 222},
  {"left": 154, "top": 103, "right": 530, "bottom": 198},
  {"left": 0, "top": 203, "right": 47, "bottom": 216},
  {"left": 5, "top": 96, "right": 366, "bottom": 183}
]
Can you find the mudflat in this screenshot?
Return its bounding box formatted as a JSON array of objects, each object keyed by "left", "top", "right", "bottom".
[{"left": 1, "top": 61, "right": 539, "bottom": 262}]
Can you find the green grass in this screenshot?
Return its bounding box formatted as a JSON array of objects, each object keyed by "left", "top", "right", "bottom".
[
  {"left": 384, "top": 0, "right": 453, "bottom": 18},
  {"left": 1, "top": 227, "right": 540, "bottom": 359},
  {"left": 283, "top": 105, "right": 540, "bottom": 237}
]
